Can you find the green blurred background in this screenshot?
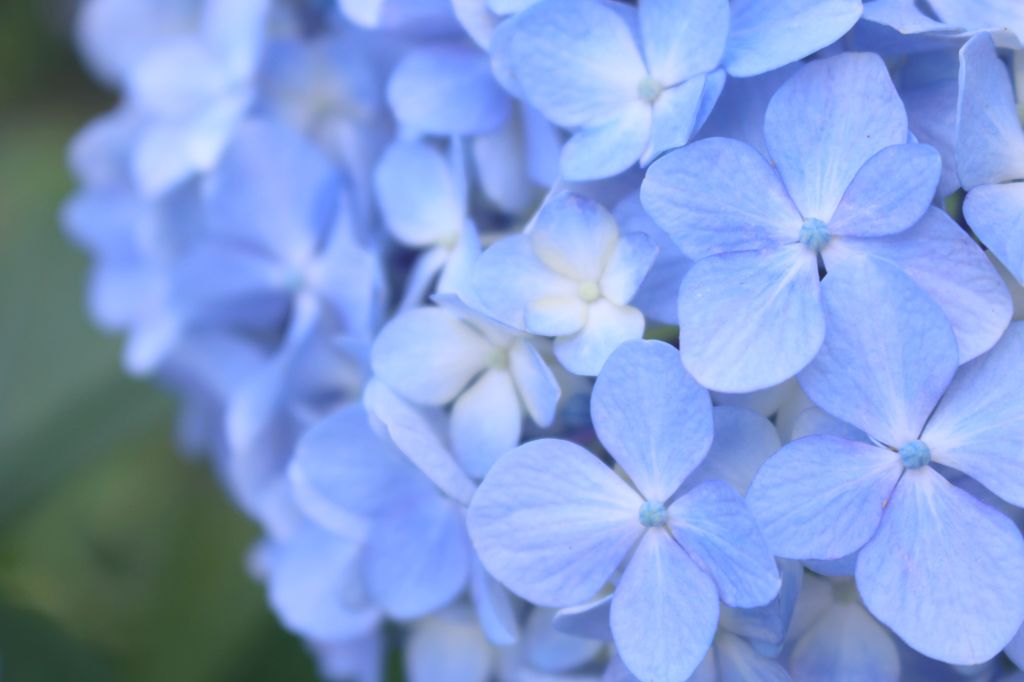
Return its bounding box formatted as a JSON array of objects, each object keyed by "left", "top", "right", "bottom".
[{"left": 0, "top": 3, "right": 322, "bottom": 680}]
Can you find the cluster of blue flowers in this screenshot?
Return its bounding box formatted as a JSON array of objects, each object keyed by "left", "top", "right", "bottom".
[{"left": 66, "top": 0, "right": 1024, "bottom": 680}]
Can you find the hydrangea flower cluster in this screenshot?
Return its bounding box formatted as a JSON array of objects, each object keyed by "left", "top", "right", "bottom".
[{"left": 66, "top": 0, "right": 1024, "bottom": 680}]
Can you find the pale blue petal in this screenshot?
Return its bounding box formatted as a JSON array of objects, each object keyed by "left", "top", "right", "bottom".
[
  {"left": 638, "top": 0, "right": 728, "bottom": 84},
  {"left": 266, "top": 526, "right": 380, "bottom": 641},
  {"left": 387, "top": 43, "right": 510, "bottom": 135},
  {"left": 790, "top": 602, "right": 900, "bottom": 682},
  {"left": 374, "top": 140, "right": 464, "bottom": 248},
  {"left": 857, "top": 467, "right": 1024, "bottom": 664},
  {"left": 365, "top": 494, "right": 471, "bottom": 619},
  {"left": 531, "top": 192, "right": 620, "bottom": 281},
  {"left": 591, "top": 339, "right": 713, "bottom": 500},
  {"left": 406, "top": 616, "right": 492, "bottom": 682},
  {"left": 928, "top": 0, "right": 1024, "bottom": 36},
  {"left": 470, "top": 557, "right": 519, "bottom": 646},
  {"left": 645, "top": 74, "right": 708, "bottom": 163},
  {"left": 686, "top": 405, "right": 781, "bottom": 495},
  {"left": 560, "top": 102, "right": 652, "bottom": 181},
  {"left": 677, "top": 245, "right": 823, "bottom": 393},
  {"left": 508, "top": 0, "right": 646, "bottom": 127},
  {"left": 450, "top": 369, "right": 522, "bottom": 479},
  {"left": 170, "top": 244, "right": 289, "bottom": 326},
  {"left": 552, "top": 594, "right": 613, "bottom": 642},
  {"left": 923, "top": 323, "right": 1024, "bottom": 506},
  {"left": 715, "top": 631, "right": 793, "bottom": 682},
  {"left": 964, "top": 183, "right": 1024, "bottom": 284},
  {"left": 472, "top": 234, "right": 577, "bottom": 329},
  {"left": 831, "top": 206, "right": 1012, "bottom": 362},
  {"left": 467, "top": 439, "right": 643, "bottom": 607},
  {"left": 720, "top": 559, "right": 803, "bottom": 653},
  {"left": 799, "top": 257, "right": 958, "bottom": 445},
  {"left": 724, "top": 0, "right": 862, "bottom": 77},
  {"left": 598, "top": 232, "right": 658, "bottom": 308},
  {"left": 610, "top": 529, "right": 719, "bottom": 682},
  {"left": 523, "top": 607, "right": 603, "bottom": 673},
  {"left": 669, "top": 481, "right": 780, "bottom": 608},
  {"left": 290, "top": 403, "right": 429, "bottom": 521},
  {"left": 826, "top": 144, "right": 941, "bottom": 237},
  {"left": 711, "top": 378, "right": 800, "bottom": 419},
  {"left": 956, "top": 34, "right": 1024, "bottom": 189},
  {"left": 363, "top": 381, "right": 478, "bottom": 506},
  {"left": 746, "top": 435, "right": 903, "bottom": 560},
  {"left": 553, "top": 299, "right": 645, "bottom": 376},
  {"left": 641, "top": 137, "right": 802, "bottom": 260},
  {"left": 525, "top": 297, "right": 588, "bottom": 337},
  {"left": 764, "top": 53, "right": 907, "bottom": 221},
  {"left": 371, "top": 307, "right": 491, "bottom": 405},
  {"left": 206, "top": 119, "right": 337, "bottom": 261},
  {"left": 508, "top": 340, "right": 560, "bottom": 427},
  {"left": 697, "top": 64, "right": 797, "bottom": 156},
  {"left": 613, "top": 191, "right": 692, "bottom": 325}
]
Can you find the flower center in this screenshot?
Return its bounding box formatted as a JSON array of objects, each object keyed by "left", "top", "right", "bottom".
[
  {"left": 486, "top": 347, "right": 507, "bottom": 369},
  {"left": 578, "top": 280, "right": 601, "bottom": 303},
  {"left": 899, "top": 440, "right": 931, "bottom": 469},
  {"left": 639, "top": 500, "right": 667, "bottom": 528},
  {"left": 637, "top": 76, "right": 664, "bottom": 104},
  {"left": 798, "top": 218, "right": 831, "bottom": 252}
]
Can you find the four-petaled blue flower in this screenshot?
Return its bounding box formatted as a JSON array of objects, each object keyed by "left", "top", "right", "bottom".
[{"left": 469, "top": 340, "right": 780, "bottom": 681}]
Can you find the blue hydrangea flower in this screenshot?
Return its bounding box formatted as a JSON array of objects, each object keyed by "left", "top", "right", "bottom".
[
  {"left": 957, "top": 33, "right": 1024, "bottom": 285},
  {"left": 374, "top": 138, "right": 484, "bottom": 307},
  {"left": 172, "top": 118, "right": 385, "bottom": 345},
  {"left": 472, "top": 192, "right": 657, "bottom": 375},
  {"left": 125, "top": 0, "right": 271, "bottom": 196},
  {"left": 504, "top": 0, "right": 861, "bottom": 180},
  {"left": 370, "top": 302, "right": 560, "bottom": 478},
  {"left": 642, "top": 52, "right": 1010, "bottom": 392},
  {"left": 291, "top": 402, "right": 474, "bottom": 620},
  {"left": 747, "top": 258, "right": 1024, "bottom": 664},
  {"left": 468, "top": 340, "right": 780, "bottom": 681}
]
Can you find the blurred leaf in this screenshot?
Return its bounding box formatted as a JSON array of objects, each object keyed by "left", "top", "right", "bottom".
[{"left": 0, "top": 598, "right": 113, "bottom": 682}]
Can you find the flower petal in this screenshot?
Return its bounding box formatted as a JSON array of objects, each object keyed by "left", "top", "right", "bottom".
[
  {"left": 790, "top": 603, "right": 900, "bottom": 682},
  {"left": 450, "top": 369, "right": 522, "bottom": 479},
  {"left": 530, "top": 192, "right": 620, "bottom": 282},
  {"left": 371, "top": 307, "right": 492, "bottom": 405},
  {"left": 830, "top": 206, "right": 1012, "bottom": 363},
  {"left": 800, "top": 257, "right": 958, "bottom": 445},
  {"left": 764, "top": 53, "right": 907, "bottom": 221},
  {"left": 963, "top": 182, "right": 1024, "bottom": 285},
  {"left": 826, "top": 144, "right": 941, "bottom": 238},
  {"left": 641, "top": 137, "right": 802, "bottom": 260},
  {"left": 857, "top": 467, "right": 1024, "bottom": 664},
  {"left": 507, "top": 339, "right": 561, "bottom": 427},
  {"left": 387, "top": 43, "right": 510, "bottom": 135},
  {"left": 746, "top": 435, "right": 903, "bottom": 560},
  {"left": 685, "top": 405, "right": 781, "bottom": 495},
  {"left": 956, "top": 34, "right": 1024, "bottom": 189},
  {"left": 724, "top": 0, "right": 861, "bottom": 77},
  {"left": 560, "top": 102, "right": 652, "bottom": 181},
  {"left": 610, "top": 529, "right": 720, "bottom": 682},
  {"left": 592, "top": 339, "right": 713, "bottom": 501},
  {"left": 638, "top": 0, "right": 728, "bottom": 85},
  {"left": 669, "top": 480, "right": 781, "bottom": 608},
  {"left": 373, "top": 140, "right": 464, "bottom": 248},
  {"left": 677, "top": 245, "right": 823, "bottom": 393},
  {"left": 923, "top": 323, "right": 1024, "bottom": 507},
  {"left": 553, "top": 299, "right": 645, "bottom": 376},
  {"left": 509, "top": 0, "right": 646, "bottom": 127},
  {"left": 364, "top": 494, "right": 471, "bottom": 620},
  {"left": 472, "top": 233, "right": 577, "bottom": 329},
  {"left": 467, "top": 439, "right": 643, "bottom": 607}
]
